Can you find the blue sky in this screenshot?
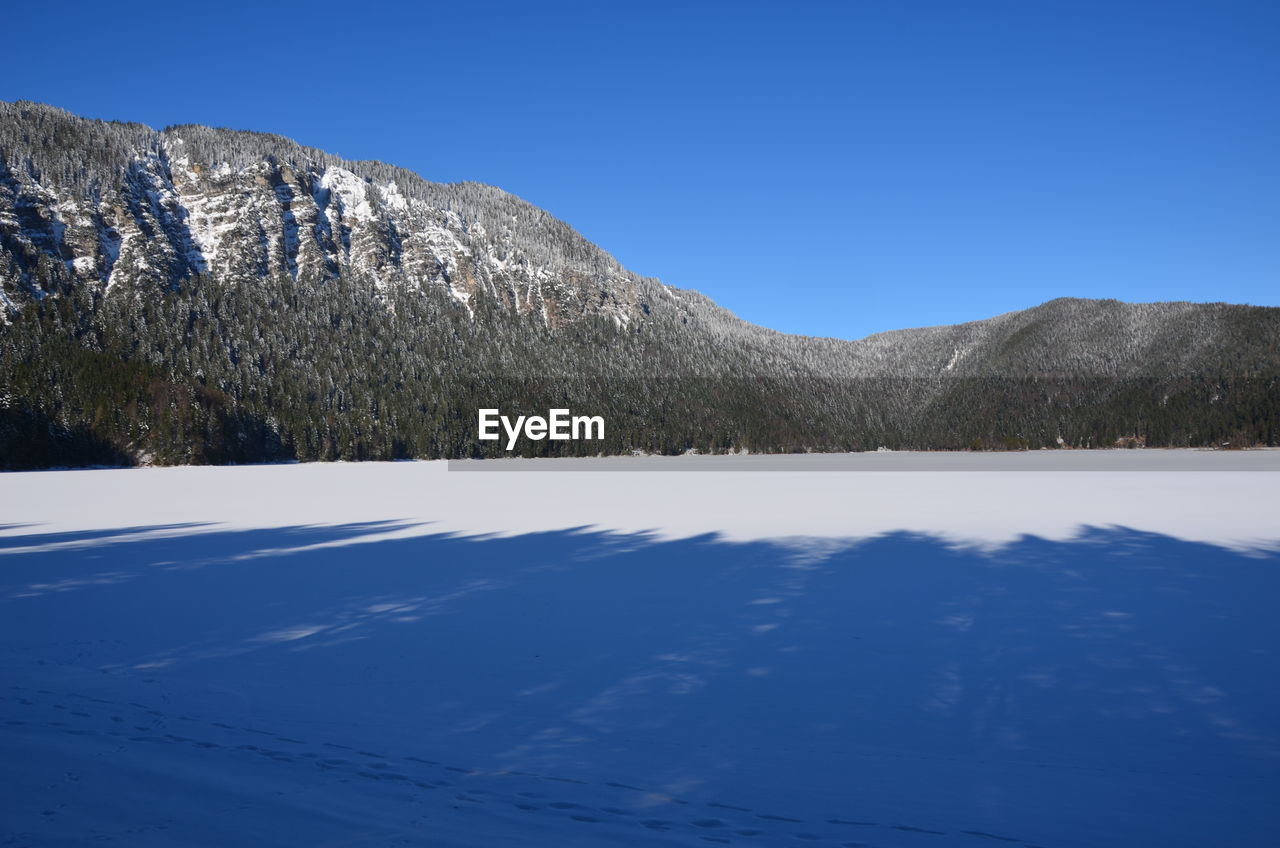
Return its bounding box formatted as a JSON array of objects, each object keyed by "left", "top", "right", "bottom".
[{"left": 5, "top": 1, "right": 1277, "bottom": 339}]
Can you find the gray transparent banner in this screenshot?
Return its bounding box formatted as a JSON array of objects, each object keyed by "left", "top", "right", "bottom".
[{"left": 448, "top": 450, "right": 1280, "bottom": 472}]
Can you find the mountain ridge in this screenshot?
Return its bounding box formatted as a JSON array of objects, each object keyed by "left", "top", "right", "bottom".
[{"left": 1, "top": 101, "right": 1277, "bottom": 467}]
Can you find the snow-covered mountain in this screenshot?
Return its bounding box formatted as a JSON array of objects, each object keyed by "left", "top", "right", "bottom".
[
  {"left": 0, "top": 101, "right": 659, "bottom": 329},
  {"left": 1, "top": 101, "right": 1277, "bottom": 466}
]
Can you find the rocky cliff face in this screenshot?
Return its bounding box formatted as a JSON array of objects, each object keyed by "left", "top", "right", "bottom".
[{"left": 0, "top": 101, "right": 654, "bottom": 330}]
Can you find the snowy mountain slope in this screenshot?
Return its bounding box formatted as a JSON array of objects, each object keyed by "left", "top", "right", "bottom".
[
  {"left": 0, "top": 101, "right": 651, "bottom": 329},
  {"left": 2, "top": 100, "right": 1275, "bottom": 376},
  {"left": 1, "top": 101, "right": 1277, "bottom": 466}
]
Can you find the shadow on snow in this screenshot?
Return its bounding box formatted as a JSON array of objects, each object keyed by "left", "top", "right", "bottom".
[{"left": 1, "top": 523, "right": 1277, "bottom": 846}]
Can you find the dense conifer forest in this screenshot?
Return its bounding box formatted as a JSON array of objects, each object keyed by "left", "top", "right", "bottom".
[{"left": 1, "top": 102, "right": 1276, "bottom": 468}]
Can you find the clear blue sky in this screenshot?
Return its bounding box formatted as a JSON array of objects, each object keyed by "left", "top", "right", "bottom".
[{"left": 5, "top": 0, "right": 1277, "bottom": 339}]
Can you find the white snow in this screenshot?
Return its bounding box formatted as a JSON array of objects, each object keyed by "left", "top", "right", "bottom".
[
  {"left": 320, "top": 167, "right": 375, "bottom": 221},
  {"left": 176, "top": 189, "right": 238, "bottom": 269},
  {"left": 380, "top": 181, "right": 408, "bottom": 212},
  {"left": 1, "top": 455, "right": 1277, "bottom": 847},
  {"left": 3, "top": 452, "right": 1280, "bottom": 553},
  {"left": 103, "top": 227, "right": 133, "bottom": 292}
]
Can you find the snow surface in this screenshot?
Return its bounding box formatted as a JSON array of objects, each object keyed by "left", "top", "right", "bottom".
[
  {"left": 1, "top": 456, "right": 1277, "bottom": 846},
  {"left": 320, "top": 167, "right": 375, "bottom": 222}
]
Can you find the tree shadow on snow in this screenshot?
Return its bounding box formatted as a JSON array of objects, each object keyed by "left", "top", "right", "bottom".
[{"left": 1, "top": 522, "right": 1277, "bottom": 846}]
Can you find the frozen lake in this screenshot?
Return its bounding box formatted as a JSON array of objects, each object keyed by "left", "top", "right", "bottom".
[{"left": 2, "top": 455, "right": 1277, "bottom": 846}]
